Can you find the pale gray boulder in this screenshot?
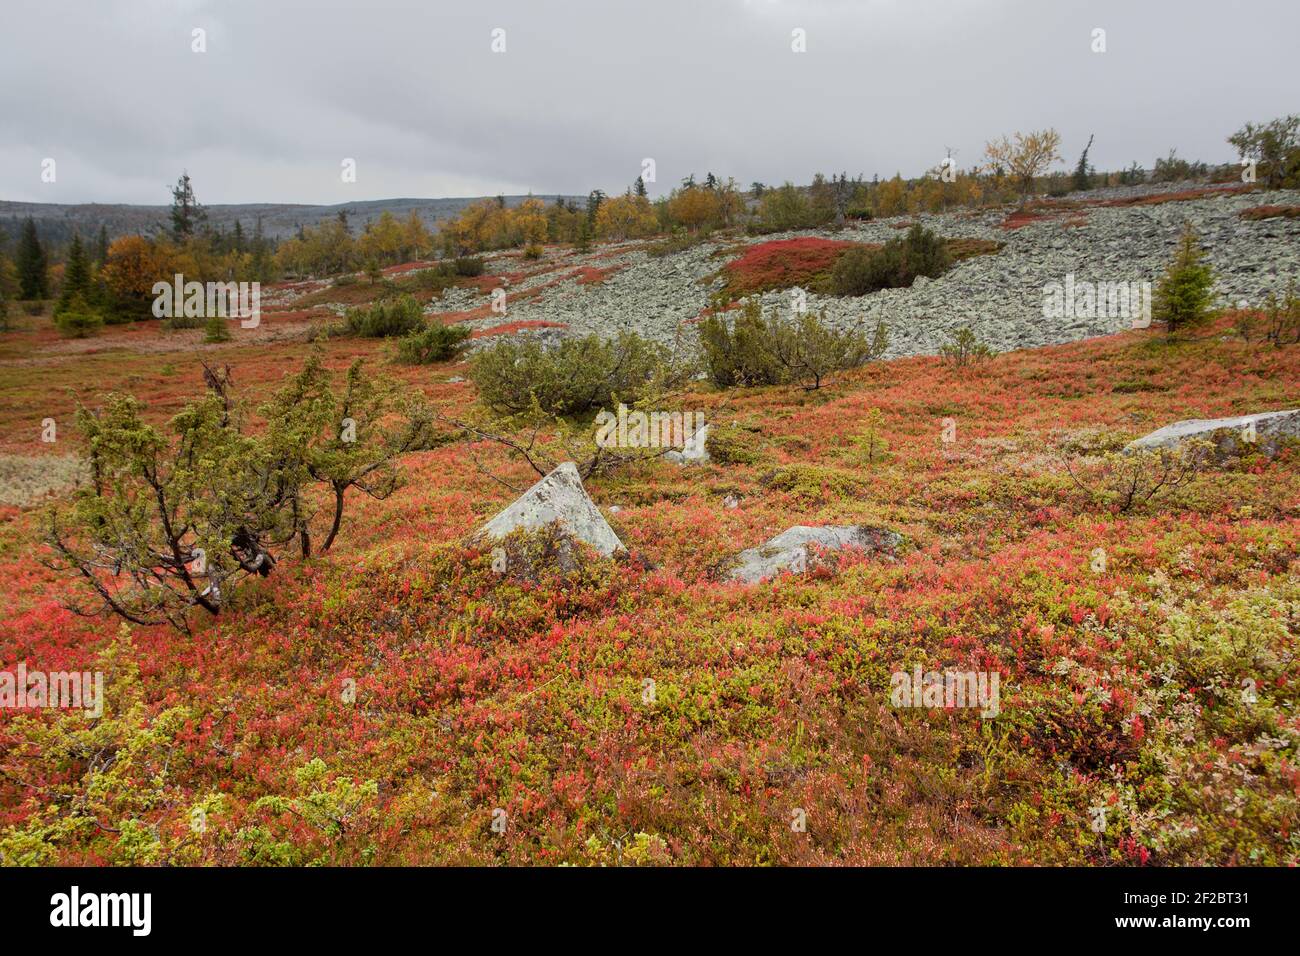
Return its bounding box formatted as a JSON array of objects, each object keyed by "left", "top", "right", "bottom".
[
  {"left": 1125, "top": 409, "right": 1300, "bottom": 457},
  {"left": 474, "top": 461, "right": 625, "bottom": 557},
  {"left": 725, "top": 524, "right": 901, "bottom": 584}
]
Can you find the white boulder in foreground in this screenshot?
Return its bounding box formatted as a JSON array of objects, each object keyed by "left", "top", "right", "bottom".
[
  {"left": 475, "top": 461, "right": 625, "bottom": 556},
  {"left": 1125, "top": 409, "right": 1300, "bottom": 456},
  {"left": 664, "top": 422, "right": 710, "bottom": 465},
  {"left": 726, "top": 524, "right": 901, "bottom": 584}
]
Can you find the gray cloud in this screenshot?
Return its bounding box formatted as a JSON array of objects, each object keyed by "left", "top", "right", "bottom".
[{"left": 1, "top": 0, "right": 1296, "bottom": 204}]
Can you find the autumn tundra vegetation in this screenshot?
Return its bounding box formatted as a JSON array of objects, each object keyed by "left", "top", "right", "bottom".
[{"left": 0, "top": 117, "right": 1299, "bottom": 866}]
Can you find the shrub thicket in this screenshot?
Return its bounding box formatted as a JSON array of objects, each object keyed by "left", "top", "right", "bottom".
[
  {"left": 1228, "top": 115, "right": 1300, "bottom": 189},
  {"left": 344, "top": 295, "right": 426, "bottom": 338},
  {"left": 830, "top": 224, "right": 952, "bottom": 296},
  {"left": 698, "top": 299, "right": 888, "bottom": 390},
  {"left": 452, "top": 256, "right": 485, "bottom": 277},
  {"left": 470, "top": 332, "right": 673, "bottom": 417},
  {"left": 697, "top": 301, "right": 784, "bottom": 387},
  {"left": 395, "top": 323, "right": 471, "bottom": 364}
]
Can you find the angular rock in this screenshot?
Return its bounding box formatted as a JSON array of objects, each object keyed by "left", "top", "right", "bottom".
[
  {"left": 1125, "top": 409, "right": 1300, "bottom": 457},
  {"left": 664, "top": 422, "right": 710, "bottom": 465},
  {"left": 725, "top": 524, "right": 901, "bottom": 584},
  {"left": 474, "top": 461, "right": 625, "bottom": 557}
]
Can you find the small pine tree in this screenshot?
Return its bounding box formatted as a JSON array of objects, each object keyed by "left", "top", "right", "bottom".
[
  {"left": 204, "top": 314, "right": 232, "bottom": 343},
  {"left": 53, "top": 292, "right": 104, "bottom": 338},
  {"left": 56, "top": 233, "right": 92, "bottom": 315},
  {"left": 1073, "top": 134, "right": 1094, "bottom": 192},
  {"left": 16, "top": 217, "right": 48, "bottom": 300},
  {"left": 1153, "top": 224, "right": 1216, "bottom": 337},
  {"left": 855, "top": 408, "right": 890, "bottom": 463},
  {"left": 633, "top": 176, "right": 648, "bottom": 198}
]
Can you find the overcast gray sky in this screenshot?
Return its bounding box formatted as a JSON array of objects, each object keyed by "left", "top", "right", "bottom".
[{"left": 2, "top": 0, "right": 1296, "bottom": 205}]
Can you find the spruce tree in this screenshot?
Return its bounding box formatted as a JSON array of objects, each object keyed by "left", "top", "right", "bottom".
[
  {"left": 585, "top": 190, "right": 606, "bottom": 224},
  {"left": 94, "top": 225, "right": 109, "bottom": 267},
  {"left": 170, "top": 171, "right": 206, "bottom": 240},
  {"left": 56, "top": 233, "right": 92, "bottom": 315},
  {"left": 1153, "top": 224, "right": 1216, "bottom": 337},
  {"left": 634, "top": 176, "right": 648, "bottom": 198},
  {"left": 16, "top": 217, "right": 48, "bottom": 300},
  {"left": 250, "top": 216, "right": 271, "bottom": 281}
]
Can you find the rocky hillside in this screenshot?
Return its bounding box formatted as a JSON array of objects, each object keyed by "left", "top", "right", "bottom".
[{"left": 388, "top": 183, "right": 1300, "bottom": 359}]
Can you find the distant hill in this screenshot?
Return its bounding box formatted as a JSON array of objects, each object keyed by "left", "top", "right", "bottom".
[{"left": 0, "top": 195, "right": 585, "bottom": 248}]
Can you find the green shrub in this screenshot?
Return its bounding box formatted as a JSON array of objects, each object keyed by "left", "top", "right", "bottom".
[
  {"left": 470, "top": 332, "right": 673, "bottom": 417},
  {"left": 344, "top": 295, "right": 426, "bottom": 338},
  {"left": 763, "top": 310, "right": 888, "bottom": 390},
  {"left": 757, "top": 183, "right": 816, "bottom": 232},
  {"left": 453, "top": 256, "right": 485, "bottom": 277},
  {"left": 394, "top": 323, "right": 471, "bottom": 364},
  {"left": 705, "top": 424, "right": 763, "bottom": 465},
  {"left": 204, "top": 314, "right": 232, "bottom": 343},
  {"left": 939, "top": 327, "right": 995, "bottom": 368},
  {"left": 333, "top": 274, "right": 358, "bottom": 287},
  {"left": 830, "top": 224, "right": 952, "bottom": 296},
  {"left": 163, "top": 311, "right": 206, "bottom": 330},
  {"left": 394, "top": 268, "right": 456, "bottom": 295},
  {"left": 53, "top": 294, "right": 104, "bottom": 338},
  {"left": 697, "top": 300, "right": 784, "bottom": 387},
  {"left": 1152, "top": 225, "right": 1216, "bottom": 336},
  {"left": 1152, "top": 149, "right": 1207, "bottom": 183},
  {"left": 1262, "top": 281, "right": 1300, "bottom": 347},
  {"left": 523, "top": 244, "right": 543, "bottom": 260},
  {"left": 646, "top": 231, "right": 709, "bottom": 258},
  {"left": 698, "top": 299, "right": 887, "bottom": 390}
]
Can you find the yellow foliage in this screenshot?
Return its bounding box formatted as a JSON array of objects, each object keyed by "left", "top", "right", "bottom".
[{"left": 594, "top": 194, "right": 658, "bottom": 240}]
